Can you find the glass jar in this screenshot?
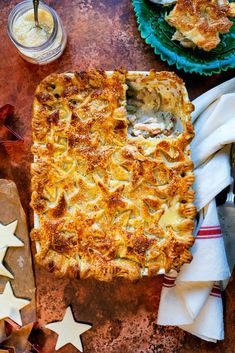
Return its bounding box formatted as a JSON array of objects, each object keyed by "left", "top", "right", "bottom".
[{"left": 7, "top": 0, "right": 67, "bottom": 65}]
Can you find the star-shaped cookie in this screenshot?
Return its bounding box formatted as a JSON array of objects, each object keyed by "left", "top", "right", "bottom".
[
  {"left": 0, "top": 221, "right": 23, "bottom": 249},
  {"left": 0, "top": 282, "right": 30, "bottom": 326},
  {"left": 46, "top": 306, "right": 92, "bottom": 352}
]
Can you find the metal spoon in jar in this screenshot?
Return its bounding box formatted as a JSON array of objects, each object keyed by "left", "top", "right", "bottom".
[{"left": 33, "top": 0, "right": 40, "bottom": 28}]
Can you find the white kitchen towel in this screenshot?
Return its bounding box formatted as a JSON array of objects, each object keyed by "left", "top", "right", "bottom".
[
  {"left": 157, "top": 78, "right": 235, "bottom": 342},
  {"left": 178, "top": 199, "right": 230, "bottom": 282},
  {"left": 158, "top": 203, "right": 226, "bottom": 341},
  {"left": 180, "top": 284, "right": 223, "bottom": 342},
  {"left": 193, "top": 145, "right": 232, "bottom": 211}
]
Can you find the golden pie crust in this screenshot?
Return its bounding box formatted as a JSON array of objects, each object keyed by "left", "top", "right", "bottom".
[
  {"left": 30, "top": 70, "right": 196, "bottom": 281},
  {"left": 166, "top": 0, "right": 235, "bottom": 51}
]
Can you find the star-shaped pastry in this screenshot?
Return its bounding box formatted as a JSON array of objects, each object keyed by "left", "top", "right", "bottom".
[
  {"left": 0, "top": 282, "right": 30, "bottom": 326},
  {"left": 0, "top": 221, "right": 23, "bottom": 249},
  {"left": 0, "top": 248, "right": 13, "bottom": 279},
  {"left": 0, "top": 105, "right": 23, "bottom": 145},
  {"left": 46, "top": 306, "right": 92, "bottom": 352}
]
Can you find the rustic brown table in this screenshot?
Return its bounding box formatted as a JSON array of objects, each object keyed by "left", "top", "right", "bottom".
[{"left": 0, "top": 1, "right": 234, "bottom": 352}]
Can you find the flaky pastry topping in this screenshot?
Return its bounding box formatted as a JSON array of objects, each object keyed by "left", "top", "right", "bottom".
[{"left": 31, "top": 69, "right": 196, "bottom": 281}]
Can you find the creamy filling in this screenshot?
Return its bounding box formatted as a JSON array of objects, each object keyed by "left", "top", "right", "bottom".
[
  {"left": 128, "top": 112, "right": 177, "bottom": 138},
  {"left": 126, "top": 85, "right": 180, "bottom": 139},
  {"left": 172, "top": 30, "right": 196, "bottom": 49}
]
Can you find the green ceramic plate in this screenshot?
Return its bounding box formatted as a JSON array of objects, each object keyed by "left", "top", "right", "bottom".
[{"left": 132, "top": 0, "right": 235, "bottom": 75}]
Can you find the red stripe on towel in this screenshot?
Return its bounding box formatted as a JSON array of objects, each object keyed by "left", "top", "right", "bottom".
[
  {"left": 197, "top": 229, "right": 222, "bottom": 236},
  {"left": 210, "top": 286, "right": 221, "bottom": 298},
  {"left": 163, "top": 275, "right": 176, "bottom": 288},
  {"left": 164, "top": 275, "right": 177, "bottom": 280},
  {"left": 163, "top": 278, "right": 176, "bottom": 285},
  {"left": 163, "top": 283, "right": 176, "bottom": 288},
  {"left": 210, "top": 293, "right": 221, "bottom": 298},
  {"left": 211, "top": 287, "right": 221, "bottom": 295},
  {"left": 196, "top": 226, "right": 222, "bottom": 239}
]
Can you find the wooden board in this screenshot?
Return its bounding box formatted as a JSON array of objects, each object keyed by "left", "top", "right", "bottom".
[{"left": 0, "top": 180, "right": 36, "bottom": 325}]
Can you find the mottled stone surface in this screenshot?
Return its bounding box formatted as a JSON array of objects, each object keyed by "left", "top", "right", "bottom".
[{"left": 0, "top": 0, "right": 234, "bottom": 352}]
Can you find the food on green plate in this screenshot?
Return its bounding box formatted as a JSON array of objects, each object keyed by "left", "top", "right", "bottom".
[{"left": 165, "top": 0, "right": 235, "bottom": 51}]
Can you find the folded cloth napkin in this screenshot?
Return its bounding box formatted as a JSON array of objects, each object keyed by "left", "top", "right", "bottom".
[{"left": 157, "top": 78, "right": 235, "bottom": 342}]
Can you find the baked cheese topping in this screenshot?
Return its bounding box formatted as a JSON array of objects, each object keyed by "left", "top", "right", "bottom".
[
  {"left": 31, "top": 70, "right": 196, "bottom": 281},
  {"left": 13, "top": 9, "right": 53, "bottom": 47}
]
